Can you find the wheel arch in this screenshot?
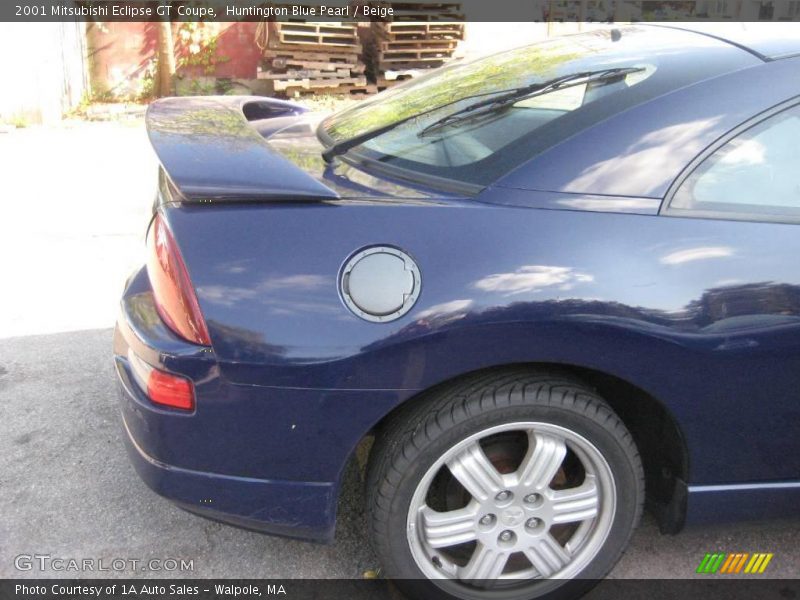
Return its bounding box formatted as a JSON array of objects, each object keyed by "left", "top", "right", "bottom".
[{"left": 344, "top": 362, "right": 689, "bottom": 535}]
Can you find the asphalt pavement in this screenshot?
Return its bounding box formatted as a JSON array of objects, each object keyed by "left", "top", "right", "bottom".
[{"left": 0, "top": 120, "right": 798, "bottom": 581}]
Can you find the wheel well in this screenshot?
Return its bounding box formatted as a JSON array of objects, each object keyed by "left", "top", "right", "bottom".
[
  {"left": 349, "top": 363, "right": 689, "bottom": 534},
  {"left": 563, "top": 365, "right": 689, "bottom": 534}
]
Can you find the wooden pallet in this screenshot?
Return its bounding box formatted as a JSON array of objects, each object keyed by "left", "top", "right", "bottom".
[
  {"left": 379, "top": 39, "right": 459, "bottom": 51},
  {"left": 270, "top": 36, "right": 362, "bottom": 52},
  {"left": 263, "top": 48, "right": 361, "bottom": 64},
  {"left": 273, "top": 76, "right": 368, "bottom": 92},
  {"left": 364, "top": 5, "right": 463, "bottom": 86},
  {"left": 261, "top": 49, "right": 365, "bottom": 77},
  {"left": 278, "top": 22, "right": 357, "bottom": 35},
  {"left": 374, "top": 22, "right": 465, "bottom": 39},
  {"left": 371, "top": 25, "right": 465, "bottom": 54},
  {"left": 380, "top": 47, "right": 454, "bottom": 60},
  {"left": 258, "top": 21, "right": 369, "bottom": 96},
  {"left": 267, "top": 22, "right": 362, "bottom": 52},
  {"left": 377, "top": 32, "right": 463, "bottom": 43},
  {"left": 284, "top": 83, "right": 379, "bottom": 97},
  {"left": 260, "top": 68, "right": 354, "bottom": 80},
  {"left": 262, "top": 60, "right": 365, "bottom": 75}
]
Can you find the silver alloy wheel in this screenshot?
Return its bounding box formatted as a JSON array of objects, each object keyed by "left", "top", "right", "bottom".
[{"left": 406, "top": 422, "right": 616, "bottom": 589}]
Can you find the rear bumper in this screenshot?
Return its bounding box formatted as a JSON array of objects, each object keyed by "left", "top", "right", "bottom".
[
  {"left": 114, "top": 266, "right": 408, "bottom": 542},
  {"left": 116, "top": 355, "right": 337, "bottom": 542}
]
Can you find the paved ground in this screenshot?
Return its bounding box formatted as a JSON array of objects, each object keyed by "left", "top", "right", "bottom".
[{"left": 0, "top": 120, "right": 798, "bottom": 581}]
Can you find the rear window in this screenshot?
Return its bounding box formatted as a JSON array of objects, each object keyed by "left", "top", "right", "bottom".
[{"left": 319, "top": 26, "right": 755, "bottom": 189}]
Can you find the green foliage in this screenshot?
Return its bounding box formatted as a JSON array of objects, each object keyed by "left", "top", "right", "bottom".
[
  {"left": 90, "top": 88, "right": 117, "bottom": 103},
  {"left": 136, "top": 58, "right": 158, "bottom": 102},
  {"left": 188, "top": 78, "right": 216, "bottom": 95},
  {"left": 216, "top": 78, "right": 233, "bottom": 96},
  {"left": 9, "top": 114, "right": 30, "bottom": 128},
  {"left": 175, "top": 23, "right": 230, "bottom": 77}
]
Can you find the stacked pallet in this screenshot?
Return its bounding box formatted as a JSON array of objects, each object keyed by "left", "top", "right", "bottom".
[
  {"left": 366, "top": 3, "right": 465, "bottom": 85},
  {"left": 257, "top": 21, "right": 373, "bottom": 97}
]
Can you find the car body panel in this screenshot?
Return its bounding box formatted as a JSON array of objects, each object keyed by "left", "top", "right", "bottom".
[
  {"left": 117, "top": 351, "right": 339, "bottom": 541},
  {"left": 165, "top": 199, "right": 800, "bottom": 489},
  {"left": 116, "top": 26, "right": 800, "bottom": 542},
  {"left": 495, "top": 55, "right": 800, "bottom": 197},
  {"left": 661, "top": 23, "right": 800, "bottom": 59}
]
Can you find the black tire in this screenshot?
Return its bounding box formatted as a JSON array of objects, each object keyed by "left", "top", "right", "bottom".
[{"left": 366, "top": 369, "right": 644, "bottom": 600}]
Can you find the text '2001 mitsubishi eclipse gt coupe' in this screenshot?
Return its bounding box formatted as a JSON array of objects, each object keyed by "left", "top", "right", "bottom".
[{"left": 114, "top": 25, "right": 800, "bottom": 600}]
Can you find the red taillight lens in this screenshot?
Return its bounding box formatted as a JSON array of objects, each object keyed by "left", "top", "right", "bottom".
[
  {"left": 147, "top": 214, "right": 211, "bottom": 346},
  {"left": 147, "top": 369, "right": 195, "bottom": 411},
  {"left": 128, "top": 349, "right": 195, "bottom": 411}
]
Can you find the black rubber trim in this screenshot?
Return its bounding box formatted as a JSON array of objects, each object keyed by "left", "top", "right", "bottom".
[{"left": 661, "top": 96, "right": 800, "bottom": 225}]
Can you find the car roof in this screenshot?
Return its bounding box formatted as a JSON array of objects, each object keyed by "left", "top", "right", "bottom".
[
  {"left": 655, "top": 23, "right": 800, "bottom": 60},
  {"left": 493, "top": 51, "right": 800, "bottom": 199},
  {"left": 323, "top": 25, "right": 766, "bottom": 192}
]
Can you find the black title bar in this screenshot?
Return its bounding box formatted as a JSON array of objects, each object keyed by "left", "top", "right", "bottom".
[{"left": 4, "top": 0, "right": 800, "bottom": 22}]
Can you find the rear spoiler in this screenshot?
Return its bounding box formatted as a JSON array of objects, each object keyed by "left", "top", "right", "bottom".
[{"left": 146, "top": 96, "right": 339, "bottom": 202}]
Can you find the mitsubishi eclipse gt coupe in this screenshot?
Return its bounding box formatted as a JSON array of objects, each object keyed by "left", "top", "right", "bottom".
[{"left": 114, "top": 25, "right": 800, "bottom": 599}]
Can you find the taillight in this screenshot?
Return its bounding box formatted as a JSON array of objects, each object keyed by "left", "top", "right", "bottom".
[
  {"left": 128, "top": 349, "right": 195, "bottom": 411},
  {"left": 146, "top": 214, "right": 211, "bottom": 346},
  {"left": 147, "top": 369, "right": 194, "bottom": 411}
]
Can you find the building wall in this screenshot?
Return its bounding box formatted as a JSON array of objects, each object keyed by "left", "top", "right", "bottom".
[
  {"left": 87, "top": 22, "right": 262, "bottom": 100},
  {"left": 0, "top": 23, "right": 89, "bottom": 124}
]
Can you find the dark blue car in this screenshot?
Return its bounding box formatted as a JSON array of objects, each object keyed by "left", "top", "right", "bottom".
[{"left": 115, "top": 25, "right": 800, "bottom": 599}]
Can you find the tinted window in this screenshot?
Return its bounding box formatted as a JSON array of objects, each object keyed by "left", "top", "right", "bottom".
[
  {"left": 671, "top": 104, "right": 800, "bottom": 219},
  {"left": 319, "top": 26, "right": 757, "bottom": 189}
]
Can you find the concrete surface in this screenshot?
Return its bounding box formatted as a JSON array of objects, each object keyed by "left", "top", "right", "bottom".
[
  {"left": 0, "top": 120, "right": 156, "bottom": 339},
  {"left": 0, "top": 120, "right": 798, "bottom": 581}
]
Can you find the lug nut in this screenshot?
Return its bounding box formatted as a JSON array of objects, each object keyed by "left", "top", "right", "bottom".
[
  {"left": 479, "top": 514, "right": 495, "bottom": 526},
  {"left": 526, "top": 517, "right": 540, "bottom": 528},
  {"left": 499, "top": 530, "right": 514, "bottom": 542},
  {"left": 524, "top": 493, "right": 541, "bottom": 504},
  {"left": 495, "top": 490, "right": 512, "bottom": 502}
]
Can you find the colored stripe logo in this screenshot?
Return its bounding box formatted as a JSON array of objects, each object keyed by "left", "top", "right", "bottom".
[{"left": 696, "top": 552, "right": 773, "bottom": 574}]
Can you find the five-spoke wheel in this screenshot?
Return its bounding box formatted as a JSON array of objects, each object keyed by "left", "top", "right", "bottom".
[
  {"left": 367, "top": 371, "right": 643, "bottom": 600},
  {"left": 407, "top": 422, "right": 615, "bottom": 583}
]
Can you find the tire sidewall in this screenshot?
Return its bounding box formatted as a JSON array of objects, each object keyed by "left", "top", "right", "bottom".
[{"left": 377, "top": 401, "right": 641, "bottom": 600}]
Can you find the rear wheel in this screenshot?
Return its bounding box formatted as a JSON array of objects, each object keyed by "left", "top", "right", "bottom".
[{"left": 366, "top": 370, "right": 644, "bottom": 600}]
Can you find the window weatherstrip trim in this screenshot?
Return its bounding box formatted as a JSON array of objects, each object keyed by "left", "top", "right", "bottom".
[{"left": 661, "top": 95, "right": 800, "bottom": 224}]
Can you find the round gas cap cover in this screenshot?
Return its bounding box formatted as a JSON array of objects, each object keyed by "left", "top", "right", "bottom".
[{"left": 340, "top": 247, "right": 421, "bottom": 322}]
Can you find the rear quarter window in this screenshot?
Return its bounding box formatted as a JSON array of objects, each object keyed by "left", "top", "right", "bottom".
[{"left": 669, "top": 102, "right": 800, "bottom": 222}]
